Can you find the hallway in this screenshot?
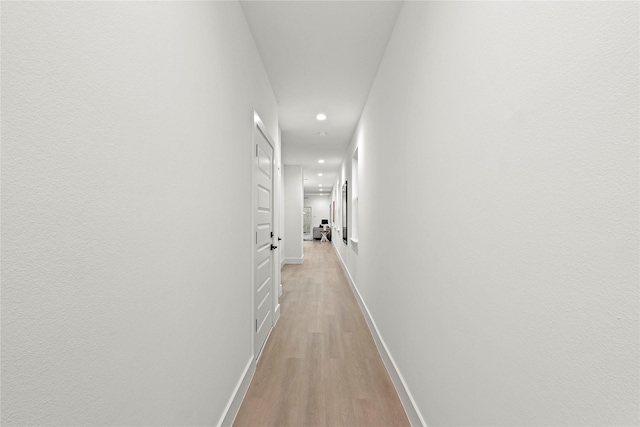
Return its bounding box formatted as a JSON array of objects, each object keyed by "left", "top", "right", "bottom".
[
  {"left": 234, "top": 241, "right": 409, "bottom": 427},
  {"left": 2, "top": 2, "right": 637, "bottom": 425}
]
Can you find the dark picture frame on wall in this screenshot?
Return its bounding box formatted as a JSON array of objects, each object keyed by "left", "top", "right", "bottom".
[{"left": 342, "top": 181, "right": 348, "bottom": 244}]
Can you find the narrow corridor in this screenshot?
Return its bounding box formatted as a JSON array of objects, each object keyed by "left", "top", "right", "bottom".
[{"left": 234, "top": 241, "right": 410, "bottom": 427}]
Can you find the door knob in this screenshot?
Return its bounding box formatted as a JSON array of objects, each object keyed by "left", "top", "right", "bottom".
[{"left": 270, "top": 244, "right": 278, "bottom": 250}]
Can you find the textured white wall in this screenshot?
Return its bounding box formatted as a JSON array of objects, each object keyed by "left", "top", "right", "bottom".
[
  {"left": 283, "top": 166, "right": 304, "bottom": 262},
  {"left": 304, "top": 195, "right": 331, "bottom": 228},
  {"left": 344, "top": 2, "right": 639, "bottom": 425},
  {"left": 1, "top": 2, "right": 278, "bottom": 425}
]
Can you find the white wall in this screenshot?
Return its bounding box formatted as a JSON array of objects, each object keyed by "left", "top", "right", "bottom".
[
  {"left": 283, "top": 165, "right": 304, "bottom": 263},
  {"left": 339, "top": 2, "right": 639, "bottom": 426},
  {"left": 1, "top": 2, "right": 278, "bottom": 425},
  {"left": 304, "top": 195, "right": 331, "bottom": 228}
]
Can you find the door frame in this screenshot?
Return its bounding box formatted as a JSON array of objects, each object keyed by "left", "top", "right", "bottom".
[{"left": 250, "top": 111, "right": 278, "bottom": 361}]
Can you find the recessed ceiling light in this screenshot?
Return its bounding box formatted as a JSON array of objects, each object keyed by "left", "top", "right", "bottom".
[
  {"left": 318, "top": 184, "right": 322, "bottom": 187},
  {"left": 316, "top": 113, "right": 327, "bottom": 121},
  {"left": 318, "top": 159, "right": 325, "bottom": 163},
  {"left": 317, "top": 132, "right": 328, "bottom": 137},
  {"left": 318, "top": 173, "right": 323, "bottom": 176}
]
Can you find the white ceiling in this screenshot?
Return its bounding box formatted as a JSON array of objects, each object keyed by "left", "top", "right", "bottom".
[{"left": 241, "top": 1, "right": 403, "bottom": 195}]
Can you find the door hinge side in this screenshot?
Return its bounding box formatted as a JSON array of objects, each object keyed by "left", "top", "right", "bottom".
[{"left": 255, "top": 319, "right": 258, "bottom": 332}]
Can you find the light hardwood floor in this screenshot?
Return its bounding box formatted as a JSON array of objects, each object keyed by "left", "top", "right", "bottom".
[{"left": 234, "top": 241, "right": 410, "bottom": 427}]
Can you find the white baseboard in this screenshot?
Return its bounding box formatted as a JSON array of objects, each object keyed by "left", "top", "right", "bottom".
[
  {"left": 217, "top": 357, "right": 256, "bottom": 427},
  {"left": 274, "top": 303, "right": 281, "bottom": 324},
  {"left": 280, "top": 257, "right": 285, "bottom": 267},
  {"left": 332, "top": 246, "right": 426, "bottom": 427},
  {"left": 283, "top": 255, "right": 304, "bottom": 265}
]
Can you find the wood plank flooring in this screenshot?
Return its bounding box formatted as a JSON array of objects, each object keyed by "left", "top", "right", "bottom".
[{"left": 234, "top": 241, "right": 410, "bottom": 427}]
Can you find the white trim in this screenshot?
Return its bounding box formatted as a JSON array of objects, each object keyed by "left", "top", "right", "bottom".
[
  {"left": 274, "top": 303, "right": 281, "bottom": 324},
  {"left": 280, "top": 257, "right": 286, "bottom": 267},
  {"left": 350, "top": 237, "right": 359, "bottom": 244},
  {"left": 217, "top": 357, "right": 256, "bottom": 427},
  {"left": 332, "top": 246, "right": 427, "bottom": 427},
  {"left": 279, "top": 282, "right": 283, "bottom": 297},
  {"left": 283, "top": 255, "right": 304, "bottom": 265}
]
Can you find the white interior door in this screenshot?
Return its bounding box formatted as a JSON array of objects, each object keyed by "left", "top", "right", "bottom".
[{"left": 253, "top": 115, "right": 275, "bottom": 359}]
